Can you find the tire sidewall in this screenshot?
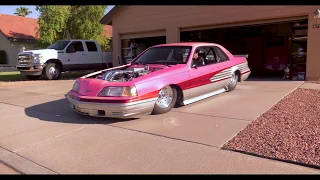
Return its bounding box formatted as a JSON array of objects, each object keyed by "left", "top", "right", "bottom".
[
  {"left": 45, "top": 63, "right": 61, "bottom": 80},
  {"left": 152, "top": 86, "right": 177, "bottom": 114},
  {"left": 227, "top": 73, "right": 238, "bottom": 92}
]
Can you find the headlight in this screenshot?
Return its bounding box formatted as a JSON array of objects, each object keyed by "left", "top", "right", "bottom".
[
  {"left": 72, "top": 81, "right": 80, "bottom": 92},
  {"left": 32, "top": 54, "right": 43, "bottom": 63},
  {"left": 98, "top": 86, "right": 137, "bottom": 97}
]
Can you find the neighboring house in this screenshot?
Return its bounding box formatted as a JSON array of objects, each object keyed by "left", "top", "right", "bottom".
[
  {"left": 0, "top": 14, "right": 39, "bottom": 66},
  {"left": 0, "top": 13, "right": 113, "bottom": 66}
]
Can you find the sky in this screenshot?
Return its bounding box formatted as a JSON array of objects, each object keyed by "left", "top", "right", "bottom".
[{"left": 0, "top": 5, "right": 115, "bottom": 18}]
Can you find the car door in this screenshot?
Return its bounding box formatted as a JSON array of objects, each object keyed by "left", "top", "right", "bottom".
[
  {"left": 212, "top": 46, "right": 232, "bottom": 88},
  {"left": 63, "top": 41, "right": 87, "bottom": 71},
  {"left": 84, "top": 41, "right": 103, "bottom": 70},
  {"left": 188, "top": 46, "right": 222, "bottom": 99}
]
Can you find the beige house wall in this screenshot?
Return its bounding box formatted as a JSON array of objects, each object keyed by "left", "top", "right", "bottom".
[{"left": 104, "top": 6, "right": 320, "bottom": 80}]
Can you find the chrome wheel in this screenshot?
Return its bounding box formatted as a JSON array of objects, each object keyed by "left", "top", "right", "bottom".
[
  {"left": 156, "top": 86, "right": 174, "bottom": 109},
  {"left": 229, "top": 74, "right": 237, "bottom": 85},
  {"left": 49, "top": 67, "right": 59, "bottom": 77}
]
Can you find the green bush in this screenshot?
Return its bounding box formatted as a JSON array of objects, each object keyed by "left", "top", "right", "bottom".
[{"left": 0, "top": 51, "right": 7, "bottom": 64}]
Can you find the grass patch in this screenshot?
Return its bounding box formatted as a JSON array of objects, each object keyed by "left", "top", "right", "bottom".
[{"left": 0, "top": 71, "right": 90, "bottom": 82}]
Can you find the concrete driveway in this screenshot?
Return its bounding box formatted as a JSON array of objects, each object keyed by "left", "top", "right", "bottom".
[{"left": 0, "top": 79, "right": 318, "bottom": 174}]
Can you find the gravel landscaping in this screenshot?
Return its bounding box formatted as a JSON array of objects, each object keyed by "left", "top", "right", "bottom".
[{"left": 223, "top": 88, "right": 320, "bottom": 168}]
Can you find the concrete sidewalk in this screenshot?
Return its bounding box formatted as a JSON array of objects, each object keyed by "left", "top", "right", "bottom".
[{"left": 299, "top": 82, "right": 320, "bottom": 90}]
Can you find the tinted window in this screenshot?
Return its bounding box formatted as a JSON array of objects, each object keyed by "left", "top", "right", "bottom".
[
  {"left": 214, "top": 47, "right": 229, "bottom": 62},
  {"left": 86, "top": 42, "right": 98, "bottom": 51},
  {"left": 68, "top": 41, "right": 84, "bottom": 52},
  {"left": 47, "top": 41, "right": 70, "bottom": 50}
]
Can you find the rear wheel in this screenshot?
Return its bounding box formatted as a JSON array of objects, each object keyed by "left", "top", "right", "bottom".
[
  {"left": 45, "top": 63, "right": 61, "bottom": 80},
  {"left": 227, "top": 73, "right": 238, "bottom": 92},
  {"left": 152, "top": 86, "right": 177, "bottom": 115},
  {"left": 26, "top": 75, "right": 41, "bottom": 80}
]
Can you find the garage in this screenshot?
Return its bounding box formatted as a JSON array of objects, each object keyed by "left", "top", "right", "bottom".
[
  {"left": 100, "top": 6, "right": 320, "bottom": 80},
  {"left": 120, "top": 30, "right": 166, "bottom": 64},
  {"left": 180, "top": 18, "right": 308, "bottom": 80}
]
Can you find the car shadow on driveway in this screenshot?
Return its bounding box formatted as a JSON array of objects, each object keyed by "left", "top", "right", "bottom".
[{"left": 24, "top": 98, "right": 139, "bottom": 125}]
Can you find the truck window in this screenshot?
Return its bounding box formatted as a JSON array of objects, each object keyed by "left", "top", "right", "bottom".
[
  {"left": 67, "top": 41, "right": 84, "bottom": 52},
  {"left": 47, "top": 40, "right": 70, "bottom": 50},
  {"left": 85, "top": 42, "right": 98, "bottom": 52}
]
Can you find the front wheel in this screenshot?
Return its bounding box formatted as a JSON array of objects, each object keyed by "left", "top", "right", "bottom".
[
  {"left": 152, "top": 86, "right": 177, "bottom": 115},
  {"left": 44, "top": 63, "right": 61, "bottom": 80},
  {"left": 227, "top": 73, "right": 238, "bottom": 92}
]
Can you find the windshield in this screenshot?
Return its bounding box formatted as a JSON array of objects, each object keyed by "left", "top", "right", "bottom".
[
  {"left": 132, "top": 46, "right": 192, "bottom": 65},
  {"left": 47, "top": 41, "right": 70, "bottom": 50}
]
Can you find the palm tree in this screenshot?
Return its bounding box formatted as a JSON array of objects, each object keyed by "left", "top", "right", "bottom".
[{"left": 14, "top": 7, "right": 32, "bottom": 17}]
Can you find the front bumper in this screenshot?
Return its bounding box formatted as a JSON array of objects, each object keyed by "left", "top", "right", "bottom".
[
  {"left": 66, "top": 94, "right": 157, "bottom": 119},
  {"left": 16, "top": 64, "right": 44, "bottom": 76}
]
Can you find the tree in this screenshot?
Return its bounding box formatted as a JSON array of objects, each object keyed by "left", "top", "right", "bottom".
[
  {"left": 14, "top": 7, "right": 32, "bottom": 17},
  {"left": 36, "top": 5, "right": 111, "bottom": 50}
]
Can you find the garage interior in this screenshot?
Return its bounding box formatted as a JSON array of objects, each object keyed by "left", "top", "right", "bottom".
[
  {"left": 121, "top": 36, "right": 166, "bottom": 64},
  {"left": 180, "top": 19, "right": 308, "bottom": 80}
]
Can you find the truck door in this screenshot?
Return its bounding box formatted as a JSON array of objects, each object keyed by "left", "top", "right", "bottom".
[
  {"left": 64, "top": 41, "right": 87, "bottom": 71},
  {"left": 84, "top": 41, "right": 104, "bottom": 70}
]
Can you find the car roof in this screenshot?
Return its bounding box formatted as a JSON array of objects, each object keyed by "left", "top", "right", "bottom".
[{"left": 152, "top": 42, "right": 220, "bottom": 48}]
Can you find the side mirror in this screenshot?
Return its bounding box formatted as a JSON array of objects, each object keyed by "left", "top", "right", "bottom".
[{"left": 192, "top": 64, "right": 197, "bottom": 68}]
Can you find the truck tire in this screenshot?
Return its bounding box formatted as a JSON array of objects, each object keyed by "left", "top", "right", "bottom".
[
  {"left": 26, "top": 75, "right": 41, "bottom": 80},
  {"left": 152, "top": 86, "right": 177, "bottom": 115},
  {"left": 45, "top": 63, "right": 61, "bottom": 80}
]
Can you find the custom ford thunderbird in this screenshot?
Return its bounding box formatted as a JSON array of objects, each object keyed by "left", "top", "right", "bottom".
[{"left": 67, "top": 42, "right": 250, "bottom": 118}]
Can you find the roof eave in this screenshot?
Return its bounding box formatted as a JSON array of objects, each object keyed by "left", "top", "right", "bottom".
[{"left": 100, "top": 6, "right": 117, "bottom": 25}]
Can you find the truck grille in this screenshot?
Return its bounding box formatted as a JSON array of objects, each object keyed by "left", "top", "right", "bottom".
[{"left": 17, "top": 54, "right": 32, "bottom": 65}]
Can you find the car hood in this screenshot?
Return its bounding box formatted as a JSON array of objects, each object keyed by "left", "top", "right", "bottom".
[{"left": 18, "top": 49, "right": 58, "bottom": 55}]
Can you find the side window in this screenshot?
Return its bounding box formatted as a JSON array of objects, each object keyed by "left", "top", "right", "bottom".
[
  {"left": 205, "top": 48, "right": 217, "bottom": 65},
  {"left": 67, "top": 41, "right": 84, "bottom": 52},
  {"left": 192, "top": 47, "right": 209, "bottom": 67},
  {"left": 214, "top": 47, "right": 229, "bottom": 62},
  {"left": 85, "top": 42, "right": 98, "bottom": 52}
]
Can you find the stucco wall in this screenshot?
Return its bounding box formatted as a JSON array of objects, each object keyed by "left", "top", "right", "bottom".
[
  {"left": 0, "top": 33, "right": 38, "bottom": 66},
  {"left": 107, "top": 6, "right": 320, "bottom": 79}
]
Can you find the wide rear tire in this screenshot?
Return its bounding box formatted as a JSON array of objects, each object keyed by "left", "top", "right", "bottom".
[
  {"left": 227, "top": 73, "right": 238, "bottom": 92},
  {"left": 152, "top": 86, "right": 177, "bottom": 115}
]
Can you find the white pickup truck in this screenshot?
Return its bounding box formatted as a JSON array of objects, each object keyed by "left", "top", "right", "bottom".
[{"left": 16, "top": 39, "right": 112, "bottom": 80}]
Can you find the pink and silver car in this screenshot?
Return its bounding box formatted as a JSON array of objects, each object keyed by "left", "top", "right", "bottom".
[{"left": 67, "top": 42, "right": 250, "bottom": 118}]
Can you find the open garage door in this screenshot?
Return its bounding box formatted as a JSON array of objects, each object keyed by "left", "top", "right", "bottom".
[
  {"left": 120, "top": 30, "right": 166, "bottom": 64},
  {"left": 181, "top": 17, "right": 308, "bottom": 80}
]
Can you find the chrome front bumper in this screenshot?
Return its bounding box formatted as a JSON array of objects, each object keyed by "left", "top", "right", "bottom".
[
  {"left": 67, "top": 94, "right": 157, "bottom": 118},
  {"left": 16, "top": 64, "right": 44, "bottom": 76}
]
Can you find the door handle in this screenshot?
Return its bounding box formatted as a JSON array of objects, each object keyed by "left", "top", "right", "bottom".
[{"left": 81, "top": 54, "right": 85, "bottom": 56}]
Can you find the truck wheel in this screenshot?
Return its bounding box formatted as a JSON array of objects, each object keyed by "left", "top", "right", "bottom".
[
  {"left": 45, "top": 63, "right": 61, "bottom": 80},
  {"left": 227, "top": 73, "right": 238, "bottom": 92},
  {"left": 152, "top": 86, "right": 177, "bottom": 115},
  {"left": 26, "top": 75, "right": 41, "bottom": 80}
]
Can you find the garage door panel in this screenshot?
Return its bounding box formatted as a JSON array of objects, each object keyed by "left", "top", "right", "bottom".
[
  {"left": 180, "top": 16, "right": 308, "bottom": 32},
  {"left": 120, "top": 30, "right": 166, "bottom": 39}
]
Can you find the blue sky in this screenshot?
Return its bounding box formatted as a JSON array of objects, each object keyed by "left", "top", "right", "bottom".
[{"left": 0, "top": 5, "right": 115, "bottom": 18}]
